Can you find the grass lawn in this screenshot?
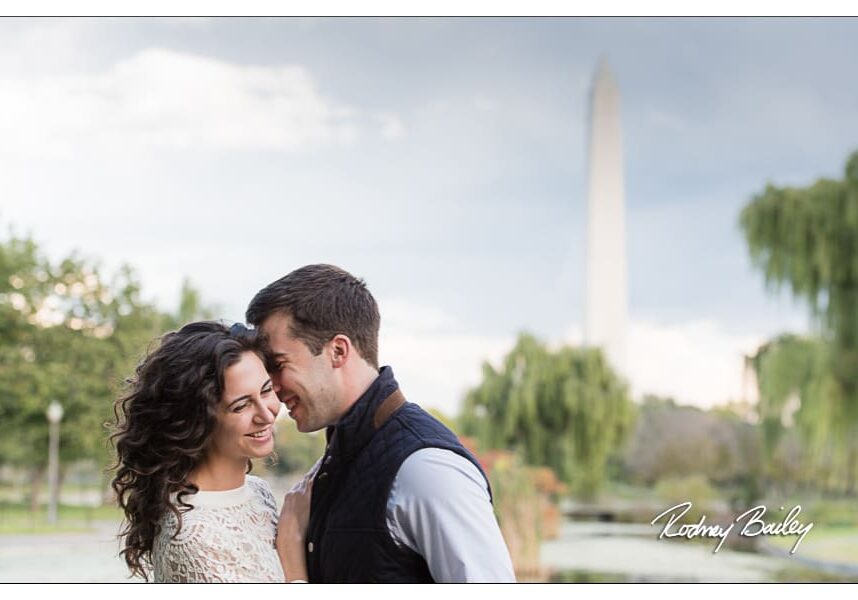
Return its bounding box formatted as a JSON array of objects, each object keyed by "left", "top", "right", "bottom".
[
  {"left": 766, "top": 524, "right": 858, "bottom": 565},
  {"left": 0, "top": 501, "right": 123, "bottom": 534}
]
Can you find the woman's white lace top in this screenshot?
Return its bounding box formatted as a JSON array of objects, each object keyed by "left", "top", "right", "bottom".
[{"left": 152, "top": 475, "right": 284, "bottom": 582}]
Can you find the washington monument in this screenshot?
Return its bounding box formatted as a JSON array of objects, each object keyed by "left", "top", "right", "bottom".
[{"left": 584, "top": 59, "right": 628, "bottom": 374}]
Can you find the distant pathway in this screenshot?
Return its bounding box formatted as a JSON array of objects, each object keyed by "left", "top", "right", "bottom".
[
  {"left": 540, "top": 521, "right": 798, "bottom": 582},
  {"left": 0, "top": 521, "right": 133, "bottom": 583}
]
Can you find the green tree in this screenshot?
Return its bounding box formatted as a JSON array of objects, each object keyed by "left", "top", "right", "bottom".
[
  {"left": 171, "top": 277, "right": 218, "bottom": 328},
  {"left": 459, "top": 333, "right": 634, "bottom": 499},
  {"left": 747, "top": 334, "right": 851, "bottom": 493},
  {"left": 0, "top": 226, "right": 206, "bottom": 507},
  {"left": 270, "top": 419, "right": 327, "bottom": 476},
  {"left": 740, "top": 151, "right": 858, "bottom": 493},
  {"left": 621, "top": 395, "right": 763, "bottom": 507}
]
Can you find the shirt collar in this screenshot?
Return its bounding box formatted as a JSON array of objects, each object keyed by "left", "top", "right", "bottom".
[{"left": 327, "top": 365, "right": 399, "bottom": 460}]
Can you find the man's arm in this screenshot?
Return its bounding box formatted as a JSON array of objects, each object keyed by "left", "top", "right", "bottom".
[{"left": 385, "top": 447, "right": 516, "bottom": 583}]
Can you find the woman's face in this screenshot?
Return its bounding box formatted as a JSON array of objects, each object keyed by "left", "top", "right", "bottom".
[{"left": 208, "top": 351, "right": 281, "bottom": 463}]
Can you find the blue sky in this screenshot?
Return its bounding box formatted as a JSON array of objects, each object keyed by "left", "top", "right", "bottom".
[{"left": 2, "top": 17, "right": 854, "bottom": 414}]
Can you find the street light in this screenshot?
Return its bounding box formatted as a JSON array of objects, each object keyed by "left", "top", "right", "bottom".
[{"left": 46, "top": 400, "right": 63, "bottom": 525}]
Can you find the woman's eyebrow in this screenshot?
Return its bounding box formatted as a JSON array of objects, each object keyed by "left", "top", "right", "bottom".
[
  {"left": 227, "top": 394, "right": 251, "bottom": 408},
  {"left": 260, "top": 378, "right": 272, "bottom": 391}
]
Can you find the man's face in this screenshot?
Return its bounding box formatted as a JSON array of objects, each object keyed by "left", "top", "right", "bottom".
[{"left": 260, "top": 312, "right": 343, "bottom": 433}]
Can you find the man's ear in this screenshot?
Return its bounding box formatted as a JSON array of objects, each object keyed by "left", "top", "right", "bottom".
[{"left": 329, "top": 334, "right": 351, "bottom": 368}]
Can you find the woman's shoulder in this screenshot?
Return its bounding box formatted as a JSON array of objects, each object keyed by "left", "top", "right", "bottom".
[
  {"left": 246, "top": 473, "right": 270, "bottom": 489},
  {"left": 246, "top": 474, "right": 274, "bottom": 496},
  {"left": 246, "top": 475, "right": 277, "bottom": 508},
  {"left": 153, "top": 510, "right": 208, "bottom": 557}
]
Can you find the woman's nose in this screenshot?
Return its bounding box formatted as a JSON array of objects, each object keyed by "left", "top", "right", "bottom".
[{"left": 253, "top": 400, "right": 276, "bottom": 423}]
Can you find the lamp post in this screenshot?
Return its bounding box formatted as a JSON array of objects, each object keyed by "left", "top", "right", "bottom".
[{"left": 46, "top": 401, "right": 63, "bottom": 525}]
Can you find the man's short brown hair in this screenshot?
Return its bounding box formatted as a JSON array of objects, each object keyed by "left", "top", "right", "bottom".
[{"left": 246, "top": 264, "right": 380, "bottom": 369}]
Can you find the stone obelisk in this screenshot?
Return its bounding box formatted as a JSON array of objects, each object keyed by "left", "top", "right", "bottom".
[{"left": 584, "top": 59, "right": 628, "bottom": 374}]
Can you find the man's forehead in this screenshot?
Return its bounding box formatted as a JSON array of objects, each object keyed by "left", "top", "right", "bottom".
[
  {"left": 259, "top": 311, "right": 293, "bottom": 335},
  {"left": 258, "top": 313, "right": 299, "bottom": 347}
]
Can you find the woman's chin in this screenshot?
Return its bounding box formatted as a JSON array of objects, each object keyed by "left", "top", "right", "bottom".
[
  {"left": 241, "top": 441, "right": 274, "bottom": 459},
  {"left": 248, "top": 445, "right": 273, "bottom": 459}
]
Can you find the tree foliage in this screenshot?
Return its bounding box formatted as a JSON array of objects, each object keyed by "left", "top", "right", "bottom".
[
  {"left": 0, "top": 225, "right": 213, "bottom": 501},
  {"left": 621, "top": 395, "right": 763, "bottom": 506},
  {"left": 270, "top": 418, "right": 327, "bottom": 476},
  {"left": 748, "top": 334, "right": 855, "bottom": 493},
  {"left": 740, "top": 151, "right": 858, "bottom": 493},
  {"left": 740, "top": 152, "right": 858, "bottom": 402},
  {"left": 459, "top": 333, "right": 634, "bottom": 499}
]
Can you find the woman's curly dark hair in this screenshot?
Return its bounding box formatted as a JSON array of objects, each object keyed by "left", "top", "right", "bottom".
[{"left": 109, "top": 320, "right": 271, "bottom": 580}]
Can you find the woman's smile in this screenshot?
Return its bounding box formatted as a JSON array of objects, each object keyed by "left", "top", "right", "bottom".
[{"left": 245, "top": 427, "right": 273, "bottom": 442}]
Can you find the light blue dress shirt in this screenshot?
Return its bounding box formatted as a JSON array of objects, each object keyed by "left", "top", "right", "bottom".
[{"left": 385, "top": 447, "right": 517, "bottom": 582}]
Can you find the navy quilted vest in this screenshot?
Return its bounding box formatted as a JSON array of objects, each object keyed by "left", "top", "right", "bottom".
[{"left": 305, "top": 366, "right": 490, "bottom": 583}]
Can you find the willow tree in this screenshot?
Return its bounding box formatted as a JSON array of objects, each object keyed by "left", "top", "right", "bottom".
[
  {"left": 747, "top": 334, "right": 845, "bottom": 492},
  {"left": 740, "top": 151, "right": 858, "bottom": 493},
  {"left": 459, "top": 333, "right": 634, "bottom": 499}
]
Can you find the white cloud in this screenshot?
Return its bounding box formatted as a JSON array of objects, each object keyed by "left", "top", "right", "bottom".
[
  {"left": 163, "top": 17, "right": 214, "bottom": 25},
  {"left": 644, "top": 109, "right": 689, "bottom": 132},
  {"left": 472, "top": 95, "right": 499, "bottom": 112},
  {"left": 0, "top": 19, "right": 89, "bottom": 76},
  {"left": 378, "top": 297, "right": 512, "bottom": 417},
  {"left": 379, "top": 298, "right": 771, "bottom": 418},
  {"left": 625, "top": 318, "right": 766, "bottom": 408},
  {"left": 0, "top": 47, "right": 399, "bottom": 157},
  {"left": 577, "top": 318, "right": 766, "bottom": 409},
  {"left": 555, "top": 318, "right": 770, "bottom": 409},
  {"left": 380, "top": 296, "right": 459, "bottom": 332},
  {"left": 378, "top": 113, "right": 406, "bottom": 140}
]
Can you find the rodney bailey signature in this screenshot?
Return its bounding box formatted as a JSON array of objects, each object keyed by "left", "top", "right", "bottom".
[{"left": 651, "top": 502, "right": 814, "bottom": 554}]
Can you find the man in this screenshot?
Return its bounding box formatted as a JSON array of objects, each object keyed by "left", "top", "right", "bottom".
[{"left": 246, "top": 264, "right": 516, "bottom": 583}]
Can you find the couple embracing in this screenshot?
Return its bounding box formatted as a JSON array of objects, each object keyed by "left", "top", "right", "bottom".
[{"left": 111, "top": 264, "right": 516, "bottom": 583}]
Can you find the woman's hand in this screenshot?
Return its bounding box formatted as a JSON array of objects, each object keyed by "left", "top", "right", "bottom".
[{"left": 277, "top": 459, "right": 320, "bottom": 582}]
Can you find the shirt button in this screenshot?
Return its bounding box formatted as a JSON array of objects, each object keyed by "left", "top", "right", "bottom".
[
  {"left": 318, "top": 472, "right": 328, "bottom": 481},
  {"left": 324, "top": 455, "right": 332, "bottom": 464},
  {"left": 308, "top": 542, "right": 314, "bottom": 553}
]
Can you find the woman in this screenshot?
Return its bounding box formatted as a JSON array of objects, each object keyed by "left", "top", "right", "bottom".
[{"left": 110, "top": 321, "right": 310, "bottom": 582}]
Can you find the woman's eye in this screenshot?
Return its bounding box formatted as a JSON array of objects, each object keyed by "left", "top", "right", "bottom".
[
  {"left": 233, "top": 403, "right": 249, "bottom": 413},
  {"left": 262, "top": 386, "right": 274, "bottom": 394}
]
